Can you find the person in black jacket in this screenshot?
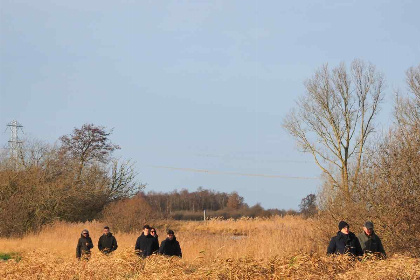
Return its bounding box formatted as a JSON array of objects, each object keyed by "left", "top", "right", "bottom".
[
  {"left": 76, "top": 229, "right": 94, "bottom": 260},
  {"left": 98, "top": 226, "right": 118, "bottom": 254},
  {"left": 327, "top": 221, "right": 363, "bottom": 257},
  {"left": 150, "top": 227, "right": 159, "bottom": 245},
  {"left": 159, "top": 229, "right": 182, "bottom": 258},
  {"left": 135, "top": 225, "right": 159, "bottom": 258}
]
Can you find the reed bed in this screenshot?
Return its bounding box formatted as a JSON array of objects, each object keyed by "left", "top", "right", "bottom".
[{"left": 0, "top": 216, "right": 418, "bottom": 279}]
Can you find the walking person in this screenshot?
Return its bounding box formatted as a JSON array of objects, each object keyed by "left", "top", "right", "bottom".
[
  {"left": 98, "top": 226, "right": 118, "bottom": 255},
  {"left": 135, "top": 225, "right": 159, "bottom": 258},
  {"left": 327, "top": 221, "right": 363, "bottom": 257},
  {"left": 159, "top": 229, "right": 182, "bottom": 257},
  {"left": 357, "top": 221, "right": 386, "bottom": 258},
  {"left": 150, "top": 227, "right": 159, "bottom": 245},
  {"left": 76, "top": 229, "right": 94, "bottom": 260}
]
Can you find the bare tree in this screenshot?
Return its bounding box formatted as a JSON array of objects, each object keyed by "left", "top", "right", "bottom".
[
  {"left": 395, "top": 64, "right": 420, "bottom": 128},
  {"left": 283, "top": 60, "right": 384, "bottom": 198},
  {"left": 107, "top": 159, "right": 144, "bottom": 201}
]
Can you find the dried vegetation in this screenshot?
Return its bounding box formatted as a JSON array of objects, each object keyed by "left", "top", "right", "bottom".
[{"left": 1, "top": 217, "right": 418, "bottom": 279}]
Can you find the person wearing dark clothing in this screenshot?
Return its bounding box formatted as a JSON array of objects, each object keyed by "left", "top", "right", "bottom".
[
  {"left": 135, "top": 225, "right": 159, "bottom": 258},
  {"left": 150, "top": 227, "right": 159, "bottom": 245},
  {"left": 98, "top": 226, "right": 118, "bottom": 254},
  {"left": 357, "top": 221, "right": 386, "bottom": 257},
  {"left": 76, "top": 229, "right": 94, "bottom": 260},
  {"left": 159, "top": 229, "right": 182, "bottom": 257},
  {"left": 327, "top": 221, "right": 363, "bottom": 257}
]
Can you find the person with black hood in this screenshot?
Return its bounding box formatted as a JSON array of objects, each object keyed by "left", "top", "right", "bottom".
[
  {"left": 76, "top": 229, "right": 94, "bottom": 260},
  {"left": 98, "top": 226, "right": 118, "bottom": 254},
  {"left": 327, "top": 221, "right": 363, "bottom": 257},
  {"left": 159, "top": 229, "right": 182, "bottom": 257},
  {"left": 135, "top": 225, "right": 159, "bottom": 258}
]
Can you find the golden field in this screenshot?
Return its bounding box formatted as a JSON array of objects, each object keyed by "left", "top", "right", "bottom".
[{"left": 0, "top": 216, "right": 419, "bottom": 279}]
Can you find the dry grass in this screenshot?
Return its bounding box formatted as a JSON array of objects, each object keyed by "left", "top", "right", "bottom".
[{"left": 0, "top": 216, "right": 419, "bottom": 279}]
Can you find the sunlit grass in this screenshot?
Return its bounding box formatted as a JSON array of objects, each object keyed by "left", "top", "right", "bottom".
[{"left": 0, "top": 216, "right": 418, "bottom": 279}]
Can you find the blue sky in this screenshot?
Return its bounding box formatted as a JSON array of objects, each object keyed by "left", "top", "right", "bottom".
[{"left": 1, "top": 0, "right": 419, "bottom": 209}]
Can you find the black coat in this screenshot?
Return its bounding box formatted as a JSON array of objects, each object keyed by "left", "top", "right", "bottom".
[
  {"left": 76, "top": 234, "right": 94, "bottom": 259},
  {"left": 159, "top": 237, "right": 182, "bottom": 257},
  {"left": 327, "top": 231, "right": 363, "bottom": 256},
  {"left": 98, "top": 233, "right": 118, "bottom": 253},
  {"left": 357, "top": 231, "right": 386, "bottom": 256},
  {"left": 135, "top": 233, "right": 159, "bottom": 257}
]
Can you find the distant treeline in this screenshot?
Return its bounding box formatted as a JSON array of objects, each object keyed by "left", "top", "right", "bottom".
[{"left": 141, "top": 188, "right": 297, "bottom": 220}]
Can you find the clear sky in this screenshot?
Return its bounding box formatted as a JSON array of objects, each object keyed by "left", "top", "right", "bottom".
[{"left": 1, "top": 0, "right": 419, "bottom": 209}]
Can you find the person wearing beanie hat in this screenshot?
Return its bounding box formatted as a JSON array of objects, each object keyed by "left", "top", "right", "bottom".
[
  {"left": 327, "top": 221, "right": 362, "bottom": 256},
  {"left": 357, "top": 221, "right": 386, "bottom": 257},
  {"left": 338, "top": 221, "right": 349, "bottom": 231},
  {"left": 76, "top": 229, "right": 94, "bottom": 260},
  {"left": 159, "top": 229, "right": 182, "bottom": 257}
]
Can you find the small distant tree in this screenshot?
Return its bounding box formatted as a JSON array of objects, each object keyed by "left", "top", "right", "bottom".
[
  {"left": 227, "top": 191, "right": 244, "bottom": 210},
  {"left": 299, "top": 194, "right": 317, "bottom": 218}
]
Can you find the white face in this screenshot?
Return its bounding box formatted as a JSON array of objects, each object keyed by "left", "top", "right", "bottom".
[
  {"left": 103, "top": 228, "right": 109, "bottom": 235},
  {"left": 167, "top": 233, "right": 174, "bottom": 240},
  {"left": 341, "top": 226, "right": 349, "bottom": 234},
  {"left": 363, "top": 227, "right": 373, "bottom": 235},
  {"left": 150, "top": 229, "right": 156, "bottom": 236},
  {"left": 143, "top": 228, "right": 150, "bottom": 235}
]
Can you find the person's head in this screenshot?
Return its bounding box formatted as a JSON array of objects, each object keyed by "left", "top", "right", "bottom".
[
  {"left": 143, "top": 225, "right": 150, "bottom": 235},
  {"left": 81, "top": 229, "right": 89, "bottom": 237},
  {"left": 150, "top": 227, "right": 157, "bottom": 236},
  {"left": 103, "top": 226, "right": 110, "bottom": 235},
  {"left": 338, "top": 221, "right": 349, "bottom": 234},
  {"left": 167, "top": 229, "right": 175, "bottom": 240},
  {"left": 363, "top": 221, "right": 374, "bottom": 236}
]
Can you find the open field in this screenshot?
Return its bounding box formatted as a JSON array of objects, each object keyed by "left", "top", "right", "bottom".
[{"left": 1, "top": 216, "right": 419, "bottom": 279}]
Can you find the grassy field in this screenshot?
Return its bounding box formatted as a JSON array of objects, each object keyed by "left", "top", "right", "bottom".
[{"left": 1, "top": 216, "right": 419, "bottom": 279}]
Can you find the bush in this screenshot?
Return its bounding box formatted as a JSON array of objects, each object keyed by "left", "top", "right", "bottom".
[{"left": 102, "top": 194, "right": 156, "bottom": 232}]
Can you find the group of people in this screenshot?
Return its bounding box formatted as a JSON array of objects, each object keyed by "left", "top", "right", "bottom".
[
  {"left": 76, "top": 225, "right": 182, "bottom": 260},
  {"left": 77, "top": 220, "right": 384, "bottom": 260},
  {"left": 327, "top": 221, "right": 386, "bottom": 258}
]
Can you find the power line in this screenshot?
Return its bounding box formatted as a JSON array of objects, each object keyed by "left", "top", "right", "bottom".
[{"left": 149, "top": 165, "right": 319, "bottom": 180}]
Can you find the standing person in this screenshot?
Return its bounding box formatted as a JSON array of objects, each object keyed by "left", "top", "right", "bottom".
[
  {"left": 357, "top": 221, "right": 386, "bottom": 257},
  {"left": 98, "top": 226, "right": 118, "bottom": 255},
  {"left": 135, "top": 225, "right": 159, "bottom": 257},
  {"left": 327, "top": 221, "right": 363, "bottom": 257},
  {"left": 159, "top": 229, "right": 182, "bottom": 257},
  {"left": 76, "top": 229, "right": 94, "bottom": 260},
  {"left": 150, "top": 227, "right": 159, "bottom": 245}
]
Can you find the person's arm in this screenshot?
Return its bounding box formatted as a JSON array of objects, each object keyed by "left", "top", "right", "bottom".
[
  {"left": 98, "top": 236, "right": 103, "bottom": 251},
  {"left": 327, "top": 237, "right": 336, "bottom": 255},
  {"left": 76, "top": 239, "right": 81, "bottom": 259},
  {"left": 176, "top": 242, "right": 182, "bottom": 258},
  {"left": 87, "top": 237, "right": 94, "bottom": 249},
  {"left": 354, "top": 237, "right": 363, "bottom": 256},
  {"left": 135, "top": 237, "right": 141, "bottom": 255},
  {"left": 159, "top": 240, "right": 165, "bottom": 255},
  {"left": 153, "top": 238, "right": 159, "bottom": 254},
  {"left": 377, "top": 237, "right": 386, "bottom": 257},
  {"left": 112, "top": 236, "right": 118, "bottom": 251}
]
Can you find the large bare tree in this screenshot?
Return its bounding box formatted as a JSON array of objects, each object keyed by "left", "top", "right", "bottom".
[{"left": 283, "top": 60, "right": 384, "bottom": 199}]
